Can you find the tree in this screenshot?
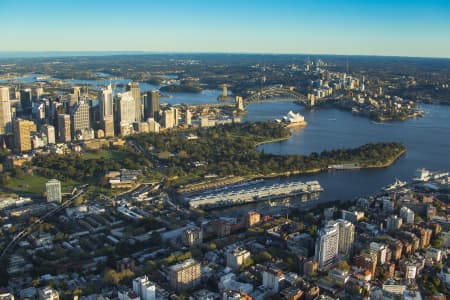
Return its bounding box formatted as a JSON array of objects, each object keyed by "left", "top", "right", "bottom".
[
  {"left": 103, "top": 268, "right": 120, "bottom": 285},
  {"left": 337, "top": 260, "right": 350, "bottom": 271},
  {"left": 431, "top": 237, "right": 442, "bottom": 248},
  {"left": 255, "top": 251, "right": 272, "bottom": 263},
  {"left": 207, "top": 242, "right": 217, "bottom": 250}
]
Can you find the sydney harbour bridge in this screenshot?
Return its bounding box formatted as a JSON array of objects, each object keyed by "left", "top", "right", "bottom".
[{"left": 243, "top": 86, "right": 314, "bottom": 107}]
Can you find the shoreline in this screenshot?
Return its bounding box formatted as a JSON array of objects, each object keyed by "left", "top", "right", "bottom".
[
  {"left": 361, "top": 148, "right": 407, "bottom": 169},
  {"left": 254, "top": 135, "right": 291, "bottom": 146},
  {"left": 179, "top": 148, "right": 407, "bottom": 193}
]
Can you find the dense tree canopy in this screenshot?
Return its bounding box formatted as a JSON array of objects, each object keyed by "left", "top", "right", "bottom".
[{"left": 130, "top": 122, "right": 405, "bottom": 179}]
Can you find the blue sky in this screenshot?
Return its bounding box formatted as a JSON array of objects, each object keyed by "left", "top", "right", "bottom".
[{"left": 0, "top": 0, "right": 449, "bottom": 57}]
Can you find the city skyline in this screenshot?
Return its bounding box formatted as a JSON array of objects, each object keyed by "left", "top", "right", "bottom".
[{"left": 1, "top": 0, "right": 449, "bottom": 58}]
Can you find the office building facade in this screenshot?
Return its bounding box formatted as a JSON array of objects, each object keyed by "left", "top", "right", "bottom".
[{"left": 0, "top": 86, "right": 12, "bottom": 134}]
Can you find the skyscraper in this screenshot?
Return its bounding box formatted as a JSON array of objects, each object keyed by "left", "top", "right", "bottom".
[
  {"left": 145, "top": 90, "right": 160, "bottom": 120},
  {"left": 118, "top": 91, "right": 136, "bottom": 126},
  {"left": 70, "top": 100, "right": 90, "bottom": 138},
  {"left": 102, "top": 115, "right": 115, "bottom": 138},
  {"left": 20, "top": 88, "right": 33, "bottom": 115},
  {"left": 0, "top": 86, "right": 12, "bottom": 134},
  {"left": 185, "top": 109, "right": 192, "bottom": 126},
  {"left": 57, "top": 114, "right": 71, "bottom": 143},
  {"left": 42, "top": 124, "right": 56, "bottom": 145},
  {"left": 46, "top": 179, "right": 61, "bottom": 203},
  {"left": 69, "top": 86, "right": 81, "bottom": 107},
  {"left": 13, "top": 119, "right": 37, "bottom": 152},
  {"left": 127, "top": 82, "right": 141, "bottom": 122},
  {"left": 336, "top": 219, "right": 355, "bottom": 256},
  {"left": 100, "top": 84, "right": 113, "bottom": 121},
  {"left": 315, "top": 223, "right": 339, "bottom": 269},
  {"left": 173, "top": 107, "right": 179, "bottom": 126},
  {"left": 162, "top": 108, "right": 175, "bottom": 129}
]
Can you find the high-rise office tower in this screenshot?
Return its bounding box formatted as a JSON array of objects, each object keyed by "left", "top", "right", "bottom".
[
  {"left": 173, "top": 107, "right": 179, "bottom": 126},
  {"left": 46, "top": 179, "right": 62, "bottom": 203},
  {"left": 147, "top": 118, "right": 160, "bottom": 133},
  {"left": 145, "top": 90, "right": 160, "bottom": 120},
  {"left": 100, "top": 84, "right": 113, "bottom": 121},
  {"left": 20, "top": 88, "right": 33, "bottom": 115},
  {"left": 42, "top": 124, "right": 56, "bottom": 145},
  {"left": 70, "top": 100, "right": 90, "bottom": 138},
  {"left": 57, "top": 114, "right": 71, "bottom": 143},
  {"left": 127, "top": 82, "right": 141, "bottom": 122},
  {"left": 102, "top": 115, "right": 115, "bottom": 138},
  {"left": 162, "top": 108, "right": 175, "bottom": 129},
  {"left": 13, "top": 119, "right": 37, "bottom": 152},
  {"left": 69, "top": 86, "right": 81, "bottom": 107},
  {"left": 336, "top": 219, "right": 355, "bottom": 256},
  {"left": 315, "top": 223, "right": 339, "bottom": 269},
  {"left": 118, "top": 92, "right": 136, "bottom": 126},
  {"left": 32, "top": 87, "right": 44, "bottom": 101},
  {"left": 0, "top": 86, "right": 12, "bottom": 134},
  {"left": 71, "top": 86, "right": 81, "bottom": 99}
]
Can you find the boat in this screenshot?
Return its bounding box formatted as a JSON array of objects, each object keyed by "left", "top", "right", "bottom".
[
  {"left": 383, "top": 179, "right": 407, "bottom": 191},
  {"left": 413, "top": 168, "right": 431, "bottom": 182},
  {"left": 370, "top": 121, "right": 384, "bottom": 125}
]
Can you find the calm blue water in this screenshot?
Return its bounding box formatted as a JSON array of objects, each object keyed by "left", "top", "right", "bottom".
[{"left": 241, "top": 101, "right": 450, "bottom": 202}]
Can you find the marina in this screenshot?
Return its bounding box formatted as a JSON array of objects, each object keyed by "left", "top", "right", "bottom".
[{"left": 182, "top": 180, "right": 323, "bottom": 209}]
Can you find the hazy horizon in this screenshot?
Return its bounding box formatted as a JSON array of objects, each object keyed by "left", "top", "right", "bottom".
[
  {"left": 1, "top": 0, "right": 449, "bottom": 58},
  {"left": 1, "top": 50, "right": 450, "bottom": 60}
]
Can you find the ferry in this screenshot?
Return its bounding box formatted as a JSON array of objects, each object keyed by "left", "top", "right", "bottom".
[{"left": 383, "top": 178, "right": 407, "bottom": 191}]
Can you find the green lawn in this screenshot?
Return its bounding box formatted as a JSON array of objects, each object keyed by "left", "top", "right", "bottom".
[
  {"left": 81, "top": 149, "right": 129, "bottom": 160},
  {"left": 5, "top": 175, "right": 80, "bottom": 195}
]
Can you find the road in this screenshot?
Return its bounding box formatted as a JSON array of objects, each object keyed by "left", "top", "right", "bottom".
[{"left": 0, "top": 188, "right": 87, "bottom": 260}]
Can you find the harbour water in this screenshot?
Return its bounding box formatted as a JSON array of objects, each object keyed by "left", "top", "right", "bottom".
[
  {"left": 0, "top": 74, "right": 225, "bottom": 105},
  {"left": 243, "top": 102, "right": 450, "bottom": 200},
  {"left": 209, "top": 101, "right": 450, "bottom": 217}
]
